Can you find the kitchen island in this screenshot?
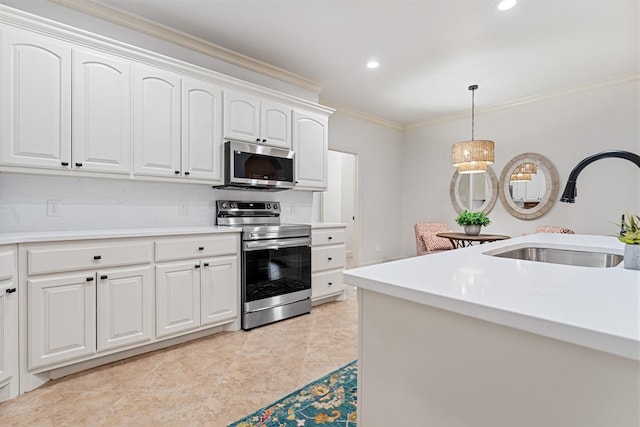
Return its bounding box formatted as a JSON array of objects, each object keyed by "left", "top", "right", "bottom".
[{"left": 343, "top": 234, "right": 639, "bottom": 427}]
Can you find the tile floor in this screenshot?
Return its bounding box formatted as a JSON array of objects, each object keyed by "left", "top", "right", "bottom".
[{"left": 0, "top": 295, "right": 358, "bottom": 426}]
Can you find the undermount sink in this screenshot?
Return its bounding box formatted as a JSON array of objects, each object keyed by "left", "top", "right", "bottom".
[{"left": 488, "top": 246, "right": 623, "bottom": 268}]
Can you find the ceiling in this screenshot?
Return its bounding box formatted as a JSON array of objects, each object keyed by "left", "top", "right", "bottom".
[{"left": 82, "top": 0, "right": 638, "bottom": 126}]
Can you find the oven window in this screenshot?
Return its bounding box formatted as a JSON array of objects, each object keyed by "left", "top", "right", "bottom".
[
  {"left": 233, "top": 152, "right": 294, "bottom": 182},
  {"left": 244, "top": 245, "right": 311, "bottom": 302}
]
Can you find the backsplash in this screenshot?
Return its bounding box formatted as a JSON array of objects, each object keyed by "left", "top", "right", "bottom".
[{"left": 0, "top": 174, "right": 316, "bottom": 232}]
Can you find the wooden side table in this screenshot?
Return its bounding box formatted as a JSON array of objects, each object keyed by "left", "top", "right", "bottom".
[{"left": 436, "top": 232, "right": 511, "bottom": 249}]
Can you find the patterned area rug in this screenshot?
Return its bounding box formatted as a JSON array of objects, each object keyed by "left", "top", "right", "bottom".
[{"left": 229, "top": 360, "right": 358, "bottom": 426}]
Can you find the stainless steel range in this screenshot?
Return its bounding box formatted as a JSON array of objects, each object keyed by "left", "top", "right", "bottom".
[{"left": 216, "top": 200, "right": 311, "bottom": 330}]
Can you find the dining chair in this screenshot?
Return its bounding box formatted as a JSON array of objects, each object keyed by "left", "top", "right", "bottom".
[{"left": 415, "top": 222, "right": 454, "bottom": 255}]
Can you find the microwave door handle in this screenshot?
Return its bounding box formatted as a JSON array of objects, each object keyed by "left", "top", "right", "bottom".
[{"left": 243, "top": 238, "right": 311, "bottom": 252}]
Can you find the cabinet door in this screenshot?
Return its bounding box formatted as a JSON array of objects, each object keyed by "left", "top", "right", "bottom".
[
  {"left": 0, "top": 247, "right": 18, "bottom": 402},
  {"left": 223, "top": 90, "right": 260, "bottom": 142},
  {"left": 182, "top": 77, "right": 223, "bottom": 183},
  {"left": 96, "top": 265, "right": 152, "bottom": 352},
  {"left": 200, "top": 255, "right": 238, "bottom": 326},
  {"left": 133, "top": 65, "right": 181, "bottom": 177},
  {"left": 260, "top": 100, "right": 291, "bottom": 149},
  {"left": 73, "top": 49, "right": 131, "bottom": 174},
  {"left": 155, "top": 261, "right": 201, "bottom": 338},
  {"left": 1, "top": 31, "right": 71, "bottom": 169},
  {"left": 28, "top": 273, "right": 96, "bottom": 370},
  {"left": 292, "top": 110, "right": 328, "bottom": 190}
]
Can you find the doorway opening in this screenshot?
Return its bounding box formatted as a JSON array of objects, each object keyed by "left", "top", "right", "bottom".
[{"left": 322, "top": 150, "right": 360, "bottom": 269}]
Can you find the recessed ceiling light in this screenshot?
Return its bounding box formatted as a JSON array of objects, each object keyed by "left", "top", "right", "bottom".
[
  {"left": 497, "top": 0, "right": 517, "bottom": 11},
  {"left": 366, "top": 60, "right": 379, "bottom": 69}
]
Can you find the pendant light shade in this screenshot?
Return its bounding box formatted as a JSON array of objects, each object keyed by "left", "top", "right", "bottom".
[
  {"left": 513, "top": 162, "right": 537, "bottom": 175},
  {"left": 510, "top": 172, "right": 533, "bottom": 182},
  {"left": 452, "top": 85, "right": 495, "bottom": 174}
]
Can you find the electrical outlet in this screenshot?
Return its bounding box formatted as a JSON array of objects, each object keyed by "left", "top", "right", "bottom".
[
  {"left": 178, "top": 201, "right": 188, "bottom": 215},
  {"left": 47, "top": 199, "right": 60, "bottom": 217}
]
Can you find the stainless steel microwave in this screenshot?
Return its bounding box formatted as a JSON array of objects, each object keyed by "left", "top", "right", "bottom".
[{"left": 215, "top": 140, "right": 295, "bottom": 191}]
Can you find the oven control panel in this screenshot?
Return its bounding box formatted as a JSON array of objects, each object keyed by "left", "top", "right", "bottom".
[{"left": 216, "top": 200, "right": 280, "bottom": 217}]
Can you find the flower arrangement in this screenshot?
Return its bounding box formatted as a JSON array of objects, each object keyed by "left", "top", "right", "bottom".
[
  {"left": 618, "top": 213, "right": 640, "bottom": 245},
  {"left": 455, "top": 210, "right": 491, "bottom": 227}
]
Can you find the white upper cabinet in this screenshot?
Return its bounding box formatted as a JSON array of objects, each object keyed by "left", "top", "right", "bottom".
[
  {"left": 73, "top": 49, "right": 132, "bottom": 174},
  {"left": 181, "top": 77, "right": 223, "bottom": 183},
  {"left": 292, "top": 110, "right": 329, "bottom": 190},
  {"left": 133, "top": 65, "right": 181, "bottom": 177},
  {"left": 260, "top": 100, "right": 292, "bottom": 149},
  {"left": 224, "top": 90, "right": 292, "bottom": 149},
  {"left": 1, "top": 31, "right": 71, "bottom": 169}
]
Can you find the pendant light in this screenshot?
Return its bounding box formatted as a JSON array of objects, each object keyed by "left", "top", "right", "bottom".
[{"left": 452, "top": 85, "right": 495, "bottom": 174}]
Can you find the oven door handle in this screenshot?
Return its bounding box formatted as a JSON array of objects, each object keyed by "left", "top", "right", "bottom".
[{"left": 243, "top": 237, "right": 311, "bottom": 252}]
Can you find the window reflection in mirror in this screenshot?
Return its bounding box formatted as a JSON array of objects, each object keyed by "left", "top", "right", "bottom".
[{"left": 450, "top": 167, "right": 497, "bottom": 214}]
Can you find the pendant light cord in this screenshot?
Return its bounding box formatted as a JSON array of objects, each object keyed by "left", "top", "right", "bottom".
[{"left": 470, "top": 85, "right": 475, "bottom": 140}]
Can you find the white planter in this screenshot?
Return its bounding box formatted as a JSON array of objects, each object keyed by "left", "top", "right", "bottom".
[
  {"left": 623, "top": 244, "right": 640, "bottom": 270},
  {"left": 464, "top": 225, "right": 481, "bottom": 236}
]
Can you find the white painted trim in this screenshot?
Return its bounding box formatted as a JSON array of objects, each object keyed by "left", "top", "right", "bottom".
[
  {"left": 405, "top": 73, "right": 640, "bottom": 130},
  {"left": 320, "top": 98, "right": 404, "bottom": 130},
  {"left": 48, "top": 0, "right": 324, "bottom": 93}
]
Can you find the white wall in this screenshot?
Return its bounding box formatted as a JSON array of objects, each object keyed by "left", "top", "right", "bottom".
[
  {"left": 328, "top": 112, "right": 404, "bottom": 265},
  {"left": 0, "top": 174, "right": 313, "bottom": 232},
  {"left": 401, "top": 79, "right": 640, "bottom": 257}
]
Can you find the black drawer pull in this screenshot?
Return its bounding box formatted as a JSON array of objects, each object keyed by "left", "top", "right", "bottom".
[
  {"left": 174, "top": 170, "right": 180, "bottom": 174},
  {"left": 256, "top": 138, "right": 261, "bottom": 142},
  {"left": 100, "top": 275, "right": 108, "bottom": 280},
  {"left": 93, "top": 255, "right": 101, "bottom": 260},
  {"left": 203, "top": 262, "right": 209, "bottom": 267},
  {"left": 75, "top": 162, "right": 83, "bottom": 167},
  {"left": 198, "top": 247, "right": 205, "bottom": 251},
  {"left": 328, "top": 282, "right": 333, "bottom": 286},
  {"left": 328, "top": 257, "right": 333, "bottom": 261},
  {"left": 86, "top": 277, "right": 94, "bottom": 282},
  {"left": 61, "top": 161, "right": 69, "bottom": 166},
  {"left": 262, "top": 139, "right": 267, "bottom": 143},
  {"left": 195, "top": 264, "right": 201, "bottom": 268},
  {"left": 6, "top": 288, "right": 16, "bottom": 294},
  {"left": 184, "top": 171, "right": 190, "bottom": 176},
  {"left": 328, "top": 236, "right": 333, "bottom": 240}
]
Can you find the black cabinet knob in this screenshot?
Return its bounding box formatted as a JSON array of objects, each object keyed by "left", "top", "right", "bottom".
[
  {"left": 75, "top": 162, "right": 83, "bottom": 167},
  {"left": 174, "top": 170, "right": 180, "bottom": 174},
  {"left": 100, "top": 275, "right": 108, "bottom": 280},
  {"left": 184, "top": 171, "right": 190, "bottom": 176},
  {"left": 328, "top": 236, "right": 333, "bottom": 240},
  {"left": 93, "top": 255, "right": 101, "bottom": 260},
  {"left": 328, "top": 282, "right": 333, "bottom": 286},
  {"left": 198, "top": 247, "right": 204, "bottom": 251},
  {"left": 6, "top": 288, "right": 16, "bottom": 294},
  {"left": 195, "top": 264, "right": 201, "bottom": 268},
  {"left": 328, "top": 257, "right": 333, "bottom": 261},
  {"left": 203, "top": 262, "right": 209, "bottom": 267},
  {"left": 86, "top": 277, "right": 94, "bottom": 282},
  {"left": 61, "top": 162, "right": 69, "bottom": 166},
  {"left": 262, "top": 139, "right": 267, "bottom": 143},
  {"left": 256, "top": 138, "right": 261, "bottom": 142}
]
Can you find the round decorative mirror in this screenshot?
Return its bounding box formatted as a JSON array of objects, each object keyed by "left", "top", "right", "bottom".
[
  {"left": 450, "top": 167, "right": 498, "bottom": 214},
  {"left": 498, "top": 153, "right": 559, "bottom": 220}
]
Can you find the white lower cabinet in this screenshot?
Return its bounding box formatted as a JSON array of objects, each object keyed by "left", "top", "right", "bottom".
[
  {"left": 155, "top": 235, "right": 239, "bottom": 338},
  {"left": 28, "top": 264, "right": 153, "bottom": 370},
  {"left": 0, "top": 245, "right": 19, "bottom": 403},
  {"left": 311, "top": 226, "right": 347, "bottom": 302}
]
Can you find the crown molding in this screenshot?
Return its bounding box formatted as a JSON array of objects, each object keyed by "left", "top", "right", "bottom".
[
  {"left": 49, "top": 0, "right": 324, "bottom": 93},
  {"left": 404, "top": 73, "right": 640, "bottom": 130},
  {"left": 320, "top": 98, "right": 404, "bottom": 131}
]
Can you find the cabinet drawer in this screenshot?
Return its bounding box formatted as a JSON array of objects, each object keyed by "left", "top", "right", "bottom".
[
  {"left": 27, "top": 241, "right": 153, "bottom": 275},
  {"left": 312, "top": 269, "right": 344, "bottom": 299},
  {"left": 312, "top": 245, "right": 346, "bottom": 272},
  {"left": 312, "top": 228, "right": 346, "bottom": 246},
  {"left": 155, "top": 234, "right": 238, "bottom": 262}
]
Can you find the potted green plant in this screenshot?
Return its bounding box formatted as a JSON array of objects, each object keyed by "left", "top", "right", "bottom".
[
  {"left": 618, "top": 213, "right": 640, "bottom": 270},
  {"left": 455, "top": 210, "right": 491, "bottom": 236}
]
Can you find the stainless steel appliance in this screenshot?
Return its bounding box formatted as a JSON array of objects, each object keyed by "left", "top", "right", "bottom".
[
  {"left": 214, "top": 140, "right": 295, "bottom": 191},
  {"left": 216, "top": 200, "right": 311, "bottom": 330}
]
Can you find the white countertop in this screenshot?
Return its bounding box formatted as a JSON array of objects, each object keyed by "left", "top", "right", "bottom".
[
  {"left": 344, "top": 233, "right": 640, "bottom": 360},
  {"left": 0, "top": 226, "right": 240, "bottom": 245}
]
